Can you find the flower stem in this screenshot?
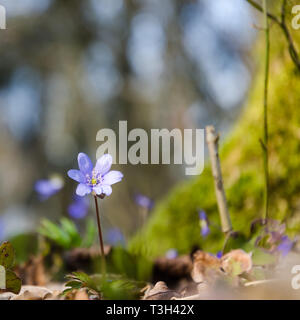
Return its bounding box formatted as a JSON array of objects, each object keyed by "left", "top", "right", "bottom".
[
  {"left": 262, "top": 0, "right": 270, "bottom": 221},
  {"left": 93, "top": 195, "right": 106, "bottom": 276}
]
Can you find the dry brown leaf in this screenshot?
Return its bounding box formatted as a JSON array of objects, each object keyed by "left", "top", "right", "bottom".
[
  {"left": 191, "top": 251, "right": 222, "bottom": 284},
  {"left": 143, "top": 281, "right": 181, "bottom": 300},
  {"left": 73, "top": 288, "right": 89, "bottom": 300},
  {"left": 14, "top": 255, "right": 47, "bottom": 286},
  {"left": 10, "top": 285, "right": 56, "bottom": 300},
  {"left": 221, "top": 249, "right": 252, "bottom": 276}
]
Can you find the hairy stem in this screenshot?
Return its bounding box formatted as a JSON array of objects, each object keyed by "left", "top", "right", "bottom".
[{"left": 94, "top": 195, "right": 106, "bottom": 276}]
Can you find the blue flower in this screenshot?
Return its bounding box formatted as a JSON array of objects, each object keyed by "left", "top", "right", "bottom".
[
  {"left": 134, "top": 194, "right": 154, "bottom": 210},
  {"left": 35, "top": 175, "right": 64, "bottom": 200},
  {"left": 199, "top": 210, "right": 210, "bottom": 237},
  {"left": 105, "top": 228, "right": 125, "bottom": 246},
  {"left": 68, "top": 153, "right": 123, "bottom": 197},
  {"left": 216, "top": 251, "right": 223, "bottom": 259},
  {"left": 277, "top": 235, "right": 294, "bottom": 257},
  {"left": 68, "top": 195, "right": 89, "bottom": 219},
  {"left": 166, "top": 249, "right": 178, "bottom": 259}
]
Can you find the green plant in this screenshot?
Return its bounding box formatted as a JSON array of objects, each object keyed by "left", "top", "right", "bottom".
[
  {"left": 38, "top": 218, "right": 96, "bottom": 250},
  {"left": 108, "top": 246, "right": 153, "bottom": 282},
  {"left": 129, "top": 1, "right": 300, "bottom": 257},
  {"left": 64, "top": 271, "right": 146, "bottom": 300}
]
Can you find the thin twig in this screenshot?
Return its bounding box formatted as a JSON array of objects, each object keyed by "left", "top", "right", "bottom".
[
  {"left": 206, "top": 126, "right": 232, "bottom": 234},
  {"left": 94, "top": 195, "right": 106, "bottom": 276},
  {"left": 244, "top": 279, "right": 279, "bottom": 287},
  {"left": 280, "top": 0, "right": 300, "bottom": 70},
  {"left": 262, "top": 0, "right": 270, "bottom": 221},
  {"left": 245, "top": 0, "right": 300, "bottom": 71},
  {"left": 246, "top": 0, "right": 280, "bottom": 24}
]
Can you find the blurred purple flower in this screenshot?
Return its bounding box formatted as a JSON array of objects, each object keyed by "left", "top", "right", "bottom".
[
  {"left": 106, "top": 228, "right": 125, "bottom": 246},
  {"left": 199, "top": 210, "right": 210, "bottom": 237},
  {"left": 166, "top": 249, "right": 178, "bottom": 259},
  {"left": 134, "top": 194, "right": 154, "bottom": 210},
  {"left": 68, "top": 195, "right": 89, "bottom": 220},
  {"left": 277, "top": 236, "right": 294, "bottom": 257},
  {"left": 68, "top": 153, "right": 123, "bottom": 197},
  {"left": 35, "top": 175, "right": 64, "bottom": 201},
  {"left": 216, "top": 251, "right": 223, "bottom": 259}
]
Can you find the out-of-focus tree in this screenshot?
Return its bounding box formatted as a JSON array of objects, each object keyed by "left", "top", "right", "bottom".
[{"left": 0, "top": 0, "right": 254, "bottom": 237}]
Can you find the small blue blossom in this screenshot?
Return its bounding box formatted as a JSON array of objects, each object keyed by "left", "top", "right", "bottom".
[
  {"left": 134, "top": 194, "right": 154, "bottom": 210},
  {"left": 35, "top": 175, "right": 64, "bottom": 200},
  {"left": 68, "top": 153, "right": 123, "bottom": 197},
  {"left": 166, "top": 249, "right": 178, "bottom": 259},
  {"left": 199, "top": 210, "right": 210, "bottom": 237},
  {"left": 216, "top": 251, "right": 223, "bottom": 259},
  {"left": 105, "top": 228, "right": 126, "bottom": 246},
  {"left": 277, "top": 235, "right": 294, "bottom": 257},
  {"left": 68, "top": 195, "right": 89, "bottom": 219}
]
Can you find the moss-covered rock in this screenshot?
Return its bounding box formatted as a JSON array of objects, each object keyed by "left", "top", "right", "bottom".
[{"left": 130, "top": 2, "right": 300, "bottom": 258}]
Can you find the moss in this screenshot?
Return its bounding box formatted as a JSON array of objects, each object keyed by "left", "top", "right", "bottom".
[{"left": 130, "top": 3, "right": 300, "bottom": 258}]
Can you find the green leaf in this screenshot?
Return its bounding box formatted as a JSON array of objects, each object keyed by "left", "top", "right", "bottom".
[
  {"left": 0, "top": 242, "right": 15, "bottom": 269},
  {"left": 100, "top": 278, "right": 144, "bottom": 300},
  {"left": 222, "top": 232, "right": 248, "bottom": 254},
  {"left": 60, "top": 218, "right": 81, "bottom": 247},
  {"left": 5, "top": 270, "right": 21, "bottom": 294},
  {"left": 111, "top": 247, "right": 137, "bottom": 279},
  {"left": 82, "top": 219, "right": 96, "bottom": 248},
  {"left": 251, "top": 248, "right": 277, "bottom": 266},
  {"left": 38, "top": 219, "right": 71, "bottom": 249},
  {"left": 71, "top": 271, "right": 92, "bottom": 284},
  {"left": 65, "top": 280, "right": 82, "bottom": 289},
  {"left": 62, "top": 287, "right": 75, "bottom": 296},
  {"left": 9, "top": 233, "right": 39, "bottom": 265},
  {"left": 65, "top": 272, "right": 146, "bottom": 300},
  {"left": 68, "top": 271, "right": 96, "bottom": 290}
]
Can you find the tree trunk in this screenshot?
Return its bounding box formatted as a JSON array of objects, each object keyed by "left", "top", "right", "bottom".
[{"left": 130, "top": 1, "right": 300, "bottom": 257}]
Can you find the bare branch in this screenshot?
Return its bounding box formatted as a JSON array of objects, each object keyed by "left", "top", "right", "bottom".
[
  {"left": 246, "top": 0, "right": 281, "bottom": 24},
  {"left": 246, "top": 0, "right": 300, "bottom": 71},
  {"left": 206, "top": 126, "right": 232, "bottom": 233}
]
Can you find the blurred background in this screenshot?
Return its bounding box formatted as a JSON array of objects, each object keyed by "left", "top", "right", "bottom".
[{"left": 0, "top": 0, "right": 257, "bottom": 242}]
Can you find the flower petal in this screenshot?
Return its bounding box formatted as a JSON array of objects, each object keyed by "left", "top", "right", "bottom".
[
  {"left": 76, "top": 183, "right": 92, "bottom": 197},
  {"left": 101, "top": 185, "right": 112, "bottom": 196},
  {"left": 134, "top": 194, "right": 154, "bottom": 209},
  {"left": 35, "top": 179, "right": 62, "bottom": 200},
  {"left": 95, "top": 154, "right": 113, "bottom": 175},
  {"left": 93, "top": 185, "right": 103, "bottom": 195},
  {"left": 78, "top": 153, "right": 93, "bottom": 175},
  {"left": 68, "top": 169, "right": 85, "bottom": 183},
  {"left": 102, "top": 171, "right": 123, "bottom": 185}
]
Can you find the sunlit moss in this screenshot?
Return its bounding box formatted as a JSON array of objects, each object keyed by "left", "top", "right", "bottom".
[{"left": 130, "top": 5, "right": 300, "bottom": 257}]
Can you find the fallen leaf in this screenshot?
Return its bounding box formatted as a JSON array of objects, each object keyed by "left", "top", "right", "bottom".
[
  {"left": 5, "top": 270, "right": 22, "bottom": 295},
  {"left": 11, "top": 285, "right": 55, "bottom": 300},
  {"left": 0, "top": 242, "right": 14, "bottom": 269},
  {"left": 143, "top": 281, "right": 181, "bottom": 300},
  {"left": 221, "top": 249, "right": 252, "bottom": 276},
  {"left": 14, "top": 255, "right": 47, "bottom": 286},
  {"left": 191, "top": 251, "right": 221, "bottom": 284}
]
